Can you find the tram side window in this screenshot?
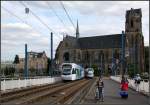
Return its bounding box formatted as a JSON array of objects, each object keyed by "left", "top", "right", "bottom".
[
  {"left": 75, "top": 68, "right": 79, "bottom": 76},
  {"left": 72, "top": 68, "right": 76, "bottom": 74}
]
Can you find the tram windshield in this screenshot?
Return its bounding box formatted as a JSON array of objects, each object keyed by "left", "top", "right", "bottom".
[{"left": 63, "top": 69, "right": 71, "bottom": 75}]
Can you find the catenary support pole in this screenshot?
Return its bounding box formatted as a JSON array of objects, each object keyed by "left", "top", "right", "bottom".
[
  {"left": 49, "top": 32, "right": 53, "bottom": 77},
  {"left": 24, "top": 44, "right": 28, "bottom": 79},
  {"left": 121, "top": 31, "right": 126, "bottom": 76}
]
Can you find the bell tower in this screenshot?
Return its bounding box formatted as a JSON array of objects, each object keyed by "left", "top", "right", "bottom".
[
  {"left": 125, "top": 8, "right": 142, "bottom": 33},
  {"left": 125, "top": 8, "right": 144, "bottom": 73}
]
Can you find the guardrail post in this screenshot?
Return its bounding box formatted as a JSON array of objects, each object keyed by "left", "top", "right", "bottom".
[
  {"left": 18, "top": 78, "right": 20, "bottom": 88},
  {"left": 142, "top": 80, "right": 144, "bottom": 91},
  {"left": 25, "top": 78, "right": 27, "bottom": 87},
  {"left": 30, "top": 78, "right": 31, "bottom": 87},
  {"left": 3, "top": 79, "right": 6, "bottom": 91}
]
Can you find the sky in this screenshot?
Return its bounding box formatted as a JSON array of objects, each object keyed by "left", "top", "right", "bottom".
[{"left": 1, "top": 1, "right": 149, "bottom": 61}]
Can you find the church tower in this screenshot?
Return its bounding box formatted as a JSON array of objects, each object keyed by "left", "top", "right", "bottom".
[
  {"left": 76, "top": 20, "right": 79, "bottom": 39},
  {"left": 125, "top": 8, "right": 144, "bottom": 73}
]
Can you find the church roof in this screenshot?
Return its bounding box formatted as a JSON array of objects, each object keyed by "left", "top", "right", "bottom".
[{"left": 77, "top": 34, "right": 122, "bottom": 49}]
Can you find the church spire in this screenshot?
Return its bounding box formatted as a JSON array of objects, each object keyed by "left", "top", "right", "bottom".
[{"left": 76, "top": 20, "right": 79, "bottom": 39}]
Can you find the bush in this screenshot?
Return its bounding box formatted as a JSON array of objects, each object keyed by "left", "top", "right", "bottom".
[
  {"left": 141, "top": 72, "right": 149, "bottom": 80},
  {"left": 128, "top": 64, "right": 134, "bottom": 78},
  {"left": 128, "top": 64, "right": 139, "bottom": 78},
  {"left": 4, "top": 67, "right": 15, "bottom": 76},
  {"left": 91, "top": 64, "right": 100, "bottom": 76}
]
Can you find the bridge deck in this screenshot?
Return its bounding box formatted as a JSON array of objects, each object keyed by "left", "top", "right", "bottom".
[{"left": 81, "top": 78, "right": 149, "bottom": 105}]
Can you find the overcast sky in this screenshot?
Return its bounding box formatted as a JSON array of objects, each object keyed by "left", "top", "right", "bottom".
[{"left": 1, "top": 1, "right": 149, "bottom": 61}]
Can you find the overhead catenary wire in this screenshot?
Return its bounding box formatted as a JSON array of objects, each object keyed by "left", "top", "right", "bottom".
[
  {"left": 2, "top": 6, "right": 25, "bottom": 23},
  {"left": 1, "top": 6, "right": 44, "bottom": 37},
  {"left": 46, "top": 1, "right": 73, "bottom": 35},
  {"left": 1, "top": 6, "right": 60, "bottom": 58},
  {"left": 59, "top": 1, "right": 76, "bottom": 31},
  {"left": 19, "top": 1, "right": 63, "bottom": 39},
  {"left": 19, "top": 1, "right": 54, "bottom": 32}
]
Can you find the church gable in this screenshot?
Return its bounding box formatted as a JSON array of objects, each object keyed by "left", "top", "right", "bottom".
[{"left": 62, "top": 35, "right": 78, "bottom": 49}]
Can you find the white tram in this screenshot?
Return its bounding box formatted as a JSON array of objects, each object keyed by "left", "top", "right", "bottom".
[{"left": 61, "top": 63, "right": 84, "bottom": 81}]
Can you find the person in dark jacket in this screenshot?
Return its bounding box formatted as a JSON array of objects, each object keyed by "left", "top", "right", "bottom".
[{"left": 96, "top": 77, "right": 104, "bottom": 102}]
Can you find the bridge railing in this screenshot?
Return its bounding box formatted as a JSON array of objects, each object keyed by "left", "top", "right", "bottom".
[
  {"left": 110, "top": 76, "right": 149, "bottom": 96},
  {"left": 1, "top": 76, "right": 62, "bottom": 91}
]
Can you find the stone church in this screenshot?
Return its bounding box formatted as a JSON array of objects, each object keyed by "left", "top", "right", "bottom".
[{"left": 55, "top": 8, "right": 144, "bottom": 74}]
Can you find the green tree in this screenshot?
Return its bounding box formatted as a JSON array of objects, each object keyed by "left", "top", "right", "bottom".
[
  {"left": 13, "top": 55, "right": 20, "bottom": 77},
  {"left": 13, "top": 55, "right": 20, "bottom": 64},
  {"left": 91, "top": 64, "right": 99, "bottom": 76},
  {"left": 46, "top": 58, "right": 52, "bottom": 76},
  {"left": 128, "top": 64, "right": 138, "bottom": 78},
  {"left": 144, "top": 46, "right": 149, "bottom": 73},
  {"left": 4, "top": 66, "right": 15, "bottom": 76}
]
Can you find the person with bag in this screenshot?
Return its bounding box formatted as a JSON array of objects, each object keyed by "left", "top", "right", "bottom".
[{"left": 134, "top": 74, "right": 141, "bottom": 92}]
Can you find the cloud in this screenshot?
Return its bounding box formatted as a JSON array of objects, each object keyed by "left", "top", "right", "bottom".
[
  {"left": 1, "top": 23, "right": 41, "bottom": 41},
  {"left": 2, "top": 23, "right": 32, "bottom": 31},
  {"left": 1, "top": 22, "right": 61, "bottom": 60},
  {"left": 1, "top": 1, "right": 149, "bottom": 61}
]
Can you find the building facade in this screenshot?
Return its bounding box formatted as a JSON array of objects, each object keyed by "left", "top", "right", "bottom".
[
  {"left": 55, "top": 8, "right": 145, "bottom": 74},
  {"left": 17, "top": 51, "right": 48, "bottom": 75}
]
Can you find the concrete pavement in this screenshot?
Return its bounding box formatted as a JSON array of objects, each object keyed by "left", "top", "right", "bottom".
[{"left": 81, "top": 78, "right": 149, "bottom": 105}]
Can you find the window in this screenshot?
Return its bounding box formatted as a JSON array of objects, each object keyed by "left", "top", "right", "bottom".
[
  {"left": 85, "top": 51, "right": 89, "bottom": 61},
  {"left": 65, "top": 42, "right": 68, "bottom": 47},
  {"left": 114, "top": 50, "right": 119, "bottom": 59},
  {"left": 63, "top": 69, "right": 71, "bottom": 75},
  {"left": 95, "top": 52, "right": 99, "bottom": 61},
  {"left": 75, "top": 68, "right": 80, "bottom": 76},
  {"left": 78, "top": 53, "right": 80, "bottom": 61},
  {"left": 72, "top": 68, "right": 76, "bottom": 74},
  {"left": 131, "top": 19, "right": 134, "bottom": 28},
  {"left": 63, "top": 52, "right": 69, "bottom": 61}
]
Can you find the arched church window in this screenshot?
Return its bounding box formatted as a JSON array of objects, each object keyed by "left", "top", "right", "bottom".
[
  {"left": 131, "top": 19, "right": 134, "bottom": 28},
  {"left": 63, "top": 52, "right": 69, "bottom": 61},
  {"left": 95, "top": 52, "right": 99, "bottom": 61},
  {"left": 78, "top": 52, "right": 81, "bottom": 61},
  {"left": 114, "top": 50, "right": 119, "bottom": 59},
  {"left": 65, "top": 42, "right": 68, "bottom": 47},
  {"left": 85, "top": 51, "right": 89, "bottom": 61},
  {"left": 99, "top": 50, "right": 104, "bottom": 61}
]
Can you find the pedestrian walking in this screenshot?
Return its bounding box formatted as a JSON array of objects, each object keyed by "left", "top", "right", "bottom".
[
  {"left": 120, "top": 76, "right": 129, "bottom": 91},
  {"left": 120, "top": 76, "right": 129, "bottom": 98},
  {"left": 134, "top": 74, "right": 141, "bottom": 92},
  {"left": 95, "top": 81, "right": 99, "bottom": 100},
  {"left": 96, "top": 77, "right": 104, "bottom": 102}
]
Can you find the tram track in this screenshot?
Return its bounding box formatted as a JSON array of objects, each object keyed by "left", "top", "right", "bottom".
[
  {"left": 32, "top": 78, "right": 93, "bottom": 104},
  {"left": 1, "top": 81, "right": 64, "bottom": 103},
  {"left": 1, "top": 79, "right": 88, "bottom": 105}
]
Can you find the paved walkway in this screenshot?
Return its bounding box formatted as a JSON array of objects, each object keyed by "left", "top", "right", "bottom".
[
  {"left": 110, "top": 76, "right": 149, "bottom": 95},
  {"left": 81, "top": 78, "right": 149, "bottom": 105}
]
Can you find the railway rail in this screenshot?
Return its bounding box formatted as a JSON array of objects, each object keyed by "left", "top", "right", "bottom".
[
  {"left": 36, "top": 78, "right": 92, "bottom": 104},
  {"left": 1, "top": 79, "right": 93, "bottom": 105}
]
